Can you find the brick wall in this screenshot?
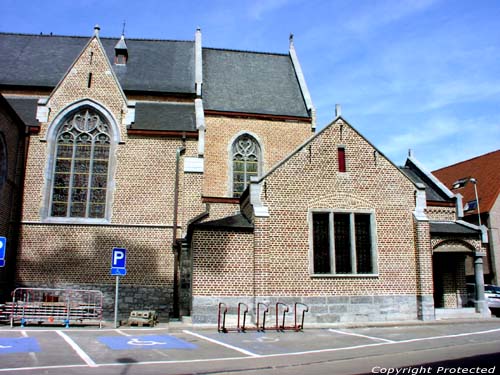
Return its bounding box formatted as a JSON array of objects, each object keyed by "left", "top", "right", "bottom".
[
  {"left": 191, "top": 118, "right": 428, "bottom": 323},
  {"left": 425, "top": 206, "right": 456, "bottom": 221},
  {"left": 203, "top": 116, "right": 312, "bottom": 197},
  {"left": 257, "top": 119, "right": 419, "bottom": 296}
]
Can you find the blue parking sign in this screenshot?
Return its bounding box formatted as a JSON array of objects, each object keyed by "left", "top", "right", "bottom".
[
  {"left": 111, "top": 247, "right": 126, "bottom": 276},
  {"left": 0, "top": 237, "right": 6, "bottom": 268}
]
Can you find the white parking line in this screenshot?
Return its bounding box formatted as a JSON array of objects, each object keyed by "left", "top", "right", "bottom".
[
  {"left": 183, "top": 330, "right": 261, "bottom": 357},
  {"left": 0, "top": 326, "right": 499, "bottom": 372},
  {"left": 329, "top": 328, "right": 395, "bottom": 343},
  {"left": 55, "top": 331, "right": 97, "bottom": 367}
]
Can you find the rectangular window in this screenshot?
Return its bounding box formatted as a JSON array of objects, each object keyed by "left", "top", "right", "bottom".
[
  {"left": 311, "top": 211, "right": 376, "bottom": 275},
  {"left": 312, "top": 213, "right": 331, "bottom": 274},
  {"left": 338, "top": 147, "right": 346, "bottom": 172}
]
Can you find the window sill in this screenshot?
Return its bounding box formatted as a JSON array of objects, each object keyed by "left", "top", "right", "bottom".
[
  {"left": 41, "top": 217, "right": 110, "bottom": 225},
  {"left": 310, "top": 273, "right": 379, "bottom": 278}
]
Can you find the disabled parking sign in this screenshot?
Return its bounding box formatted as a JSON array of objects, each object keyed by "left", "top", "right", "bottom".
[
  {"left": 0, "top": 236, "right": 6, "bottom": 267},
  {"left": 98, "top": 335, "right": 197, "bottom": 350}
]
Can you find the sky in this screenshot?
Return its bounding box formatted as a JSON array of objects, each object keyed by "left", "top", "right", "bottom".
[{"left": 2, "top": 0, "right": 500, "bottom": 171}]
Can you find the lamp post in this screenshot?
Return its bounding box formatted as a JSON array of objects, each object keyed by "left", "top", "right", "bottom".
[
  {"left": 468, "top": 178, "right": 481, "bottom": 227},
  {"left": 468, "top": 178, "right": 488, "bottom": 315}
]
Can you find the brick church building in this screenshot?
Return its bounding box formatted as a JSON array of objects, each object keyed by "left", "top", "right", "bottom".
[{"left": 0, "top": 26, "right": 490, "bottom": 324}]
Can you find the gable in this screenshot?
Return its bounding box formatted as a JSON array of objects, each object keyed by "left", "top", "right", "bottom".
[
  {"left": 43, "top": 33, "right": 127, "bottom": 136},
  {"left": 256, "top": 117, "right": 417, "bottom": 210}
]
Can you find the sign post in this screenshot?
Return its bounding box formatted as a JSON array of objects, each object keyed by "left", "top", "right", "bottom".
[
  {"left": 0, "top": 237, "right": 6, "bottom": 267},
  {"left": 111, "top": 248, "right": 127, "bottom": 328}
]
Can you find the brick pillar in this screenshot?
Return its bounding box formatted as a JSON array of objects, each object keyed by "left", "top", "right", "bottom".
[{"left": 414, "top": 216, "right": 435, "bottom": 320}]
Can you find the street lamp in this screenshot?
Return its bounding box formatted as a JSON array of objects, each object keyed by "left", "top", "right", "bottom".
[
  {"left": 468, "top": 178, "right": 482, "bottom": 227},
  {"left": 455, "top": 177, "right": 488, "bottom": 315}
]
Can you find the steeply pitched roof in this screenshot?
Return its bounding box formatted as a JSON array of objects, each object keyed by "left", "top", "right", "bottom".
[
  {"left": 400, "top": 157, "right": 454, "bottom": 203},
  {"left": 433, "top": 150, "right": 500, "bottom": 214},
  {"left": 132, "top": 102, "right": 196, "bottom": 132},
  {"left": 0, "top": 33, "right": 313, "bottom": 119},
  {"left": 0, "top": 33, "right": 195, "bottom": 94},
  {"left": 202, "top": 48, "right": 309, "bottom": 118}
]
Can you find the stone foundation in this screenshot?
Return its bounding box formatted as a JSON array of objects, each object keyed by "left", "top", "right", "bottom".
[{"left": 192, "top": 295, "right": 420, "bottom": 324}]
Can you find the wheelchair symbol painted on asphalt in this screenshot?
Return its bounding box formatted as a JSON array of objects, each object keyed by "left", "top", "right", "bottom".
[
  {"left": 127, "top": 338, "right": 167, "bottom": 346},
  {"left": 98, "top": 335, "right": 197, "bottom": 350}
]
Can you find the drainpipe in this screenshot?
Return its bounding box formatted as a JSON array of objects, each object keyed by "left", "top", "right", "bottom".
[{"left": 171, "top": 141, "right": 186, "bottom": 319}]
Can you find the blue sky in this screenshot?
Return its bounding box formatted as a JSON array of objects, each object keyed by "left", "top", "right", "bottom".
[{"left": 2, "top": 0, "right": 499, "bottom": 170}]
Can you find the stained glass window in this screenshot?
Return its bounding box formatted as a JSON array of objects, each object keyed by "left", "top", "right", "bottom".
[
  {"left": 50, "top": 108, "right": 111, "bottom": 219},
  {"left": 232, "top": 135, "right": 260, "bottom": 197}
]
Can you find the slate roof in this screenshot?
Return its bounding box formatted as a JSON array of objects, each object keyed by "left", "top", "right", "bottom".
[
  {"left": 0, "top": 33, "right": 312, "bottom": 120},
  {"left": 433, "top": 150, "right": 500, "bottom": 214},
  {"left": 400, "top": 159, "right": 453, "bottom": 203},
  {"left": 132, "top": 102, "right": 196, "bottom": 132},
  {"left": 429, "top": 221, "right": 479, "bottom": 235},
  {"left": 194, "top": 214, "right": 254, "bottom": 231},
  {"left": 0, "top": 33, "right": 195, "bottom": 94},
  {"left": 202, "top": 48, "right": 309, "bottom": 118},
  {"left": 5, "top": 97, "right": 38, "bottom": 127}
]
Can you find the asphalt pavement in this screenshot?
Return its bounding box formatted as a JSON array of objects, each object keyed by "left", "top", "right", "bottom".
[{"left": 0, "top": 319, "right": 499, "bottom": 374}]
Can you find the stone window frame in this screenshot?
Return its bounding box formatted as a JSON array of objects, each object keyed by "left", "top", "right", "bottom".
[
  {"left": 0, "top": 132, "right": 7, "bottom": 189},
  {"left": 42, "top": 100, "right": 120, "bottom": 224},
  {"left": 228, "top": 131, "right": 263, "bottom": 198},
  {"left": 308, "top": 208, "right": 379, "bottom": 277}
]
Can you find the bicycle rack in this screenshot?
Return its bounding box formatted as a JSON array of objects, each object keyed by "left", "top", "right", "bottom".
[
  {"left": 275, "top": 302, "right": 289, "bottom": 331},
  {"left": 217, "top": 302, "right": 228, "bottom": 333},
  {"left": 257, "top": 302, "right": 269, "bottom": 331},
  {"left": 217, "top": 301, "right": 308, "bottom": 333},
  {"left": 294, "top": 302, "right": 309, "bottom": 331},
  {"left": 275, "top": 302, "right": 309, "bottom": 331}
]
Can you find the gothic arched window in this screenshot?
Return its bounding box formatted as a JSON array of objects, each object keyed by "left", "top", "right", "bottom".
[
  {"left": 50, "top": 108, "right": 112, "bottom": 219},
  {"left": 232, "top": 134, "right": 261, "bottom": 197}
]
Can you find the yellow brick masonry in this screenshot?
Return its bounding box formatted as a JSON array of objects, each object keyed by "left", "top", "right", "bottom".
[
  {"left": 192, "top": 118, "right": 424, "bottom": 296},
  {"left": 251, "top": 118, "right": 421, "bottom": 296},
  {"left": 16, "top": 33, "right": 204, "bottom": 300},
  {"left": 203, "top": 116, "right": 312, "bottom": 198}
]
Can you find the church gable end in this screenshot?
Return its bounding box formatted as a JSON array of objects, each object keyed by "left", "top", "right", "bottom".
[{"left": 42, "top": 27, "right": 127, "bottom": 139}]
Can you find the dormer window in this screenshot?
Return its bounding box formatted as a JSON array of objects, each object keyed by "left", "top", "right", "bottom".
[
  {"left": 114, "top": 34, "right": 128, "bottom": 65},
  {"left": 115, "top": 53, "right": 127, "bottom": 65}
]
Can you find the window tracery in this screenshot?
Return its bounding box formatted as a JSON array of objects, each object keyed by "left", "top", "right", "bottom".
[
  {"left": 50, "top": 108, "right": 111, "bottom": 219},
  {"left": 232, "top": 134, "right": 261, "bottom": 197}
]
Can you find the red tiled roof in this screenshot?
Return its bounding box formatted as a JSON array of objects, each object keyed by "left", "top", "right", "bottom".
[{"left": 432, "top": 150, "right": 500, "bottom": 215}]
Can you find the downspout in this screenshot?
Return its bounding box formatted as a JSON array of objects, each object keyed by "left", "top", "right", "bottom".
[{"left": 171, "top": 141, "right": 186, "bottom": 319}]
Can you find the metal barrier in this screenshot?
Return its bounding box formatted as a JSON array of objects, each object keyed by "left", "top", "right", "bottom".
[
  {"left": 7, "top": 287, "right": 103, "bottom": 327},
  {"left": 218, "top": 301, "right": 308, "bottom": 333}
]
